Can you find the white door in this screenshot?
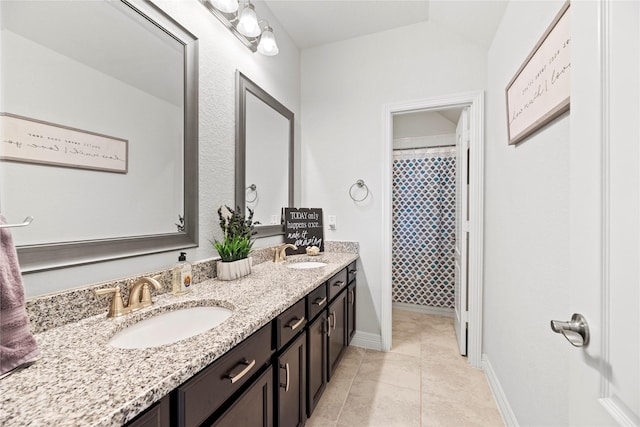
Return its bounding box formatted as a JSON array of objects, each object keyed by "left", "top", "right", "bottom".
[
  {"left": 568, "top": 1, "right": 639, "bottom": 424},
  {"left": 454, "top": 108, "right": 469, "bottom": 356}
]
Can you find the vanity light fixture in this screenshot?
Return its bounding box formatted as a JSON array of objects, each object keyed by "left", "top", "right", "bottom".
[
  {"left": 200, "top": 0, "right": 279, "bottom": 56},
  {"left": 210, "top": 0, "right": 238, "bottom": 14},
  {"left": 257, "top": 24, "right": 278, "bottom": 56},
  {"left": 237, "top": 1, "right": 260, "bottom": 37}
]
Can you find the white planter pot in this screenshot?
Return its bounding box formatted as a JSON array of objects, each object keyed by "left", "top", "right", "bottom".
[{"left": 216, "top": 257, "right": 252, "bottom": 281}]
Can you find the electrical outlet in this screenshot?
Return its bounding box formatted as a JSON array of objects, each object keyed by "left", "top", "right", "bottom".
[
  {"left": 328, "top": 215, "right": 337, "bottom": 230},
  {"left": 270, "top": 215, "right": 279, "bottom": 225}
]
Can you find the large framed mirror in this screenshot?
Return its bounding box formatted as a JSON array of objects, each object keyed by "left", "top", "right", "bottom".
[
  {"left": 0, "top": 0, "right": 199, "bottom": 272},
  {"left": 236, "top": 71, "right": 293, "bottom": 237}
]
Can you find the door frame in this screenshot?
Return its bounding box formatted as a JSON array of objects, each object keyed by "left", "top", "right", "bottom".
[{"left": 381, "top": 91, "right": 485, "bottom": 368}]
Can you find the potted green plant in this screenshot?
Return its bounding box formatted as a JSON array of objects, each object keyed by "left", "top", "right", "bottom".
[{"left": 213, "top": 205, "right": 257, "bottom": 280}]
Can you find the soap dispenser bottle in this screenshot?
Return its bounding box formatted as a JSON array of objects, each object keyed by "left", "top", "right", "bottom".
[{"left": 172, "top": 252, "right": 192, "bottom": 295}]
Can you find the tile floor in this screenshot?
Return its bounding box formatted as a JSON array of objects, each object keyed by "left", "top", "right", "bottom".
[{"left": 306, "top": 309, "right": 505, "bottom": 427}]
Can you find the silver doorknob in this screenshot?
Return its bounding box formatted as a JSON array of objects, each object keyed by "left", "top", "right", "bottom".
[{"left": 550, "top": 313, "right": 589, "bottom": 347}]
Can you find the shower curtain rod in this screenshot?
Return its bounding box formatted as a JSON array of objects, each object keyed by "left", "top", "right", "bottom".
[{"left": 393, "top": 144, "right": 456, "bottom": 151}]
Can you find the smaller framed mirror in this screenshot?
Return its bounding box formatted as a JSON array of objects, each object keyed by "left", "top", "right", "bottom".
[{"left": 236, "top": 71, "right": 294, "bottom": 237}]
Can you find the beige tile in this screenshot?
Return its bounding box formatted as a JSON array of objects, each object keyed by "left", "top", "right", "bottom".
[
  {"left": 389, "top": 329, "right": 422, "bottom": 357},
  {"left": 308, "top": 311, "right": 504, "bottom": 427},
  {"left": 422, "top": 393, "right": 504, "bottom": 427},
  {"left": 310, "top": 375, "right": 353, "bottom": 423},
  {"left": 336, "top": 378, "right": 421, "bottom": 427},
  {"left": 356, "top": 349, "right": 421, "bottom": 391},
  {"left": 306, "top": 414, "right": 338, "bottom": 427}
]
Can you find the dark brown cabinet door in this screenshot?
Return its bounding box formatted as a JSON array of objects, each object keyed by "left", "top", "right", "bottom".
[
  {"left": 327, "top": 291, "right": 347, "bottom": 380},
  {"left": 306, "top": 312, "right": 327, "bottom": 417},
  {"left": 125, "top": 395, "right": 170, "bottom": 427},
  {"left": 347, "top": 281, "right": 356, "bottom": 345},
  {"left": 211, "top": 366, "right": 273, "bottom": 427},
  {"left": 277, "top": 332, "right": 306, "bottom": 427}
]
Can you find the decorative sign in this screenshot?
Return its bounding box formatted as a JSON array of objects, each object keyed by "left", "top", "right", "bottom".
[
  {"left": 505, "top": 1, "right": 570, "bottom": 145},
  {"left": 283, "top": 208, "right": 324, "bottom": 254},
  {"left": 0, "top": 113, "right": 128, "bottom": 173}
]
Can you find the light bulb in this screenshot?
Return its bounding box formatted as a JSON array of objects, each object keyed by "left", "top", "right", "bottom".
[
  {"left": 257, "top": 26, "right": 278, "bottom": 56},
  {"left": 237, "top": 2, "right": 261, "bottom": 38},
  {"left": 210, "top": 0, "right": 238, "bottom": 14}
]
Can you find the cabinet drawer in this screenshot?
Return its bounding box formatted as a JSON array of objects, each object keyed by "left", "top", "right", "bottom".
[
  {"left": 328, "top": 268, "right": 348, "bottom": 301},
  {"left": 347, "top": 261, "right": 357, "bottom": 284},
  {"left": 275, "top": 299, "right": 306, "bottom": 350},
  {"left": 176, "top": 324, "right": 272, "bottom": 427},
  {"left": 306, "top": 283, "right": 327, "bottom": 321}
]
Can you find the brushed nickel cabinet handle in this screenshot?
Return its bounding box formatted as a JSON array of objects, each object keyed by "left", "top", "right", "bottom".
[
  {"left": 226, "top": 358, "right": 256, "bottom": 384},
  {"left": 279, "top": 362, "right": 290, "bottom": 392},
  {"left": 333, "top": 280, "right": 345, "bottom": 288},
  {"left": 313, "top": 297, "right": 327, "bottom": 307},
  {"left": 331, "top": 312, "right": 337, "bottom": 330},
  {"left": 327, "top": 316, "right": 332, "bottom": 337},
  {"left": 286, "top": 317, "right": 305, "bottom": 331}
]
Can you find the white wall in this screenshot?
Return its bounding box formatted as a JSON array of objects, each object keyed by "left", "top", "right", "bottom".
[
  {"left": 483, "top": 1, "right": 570, "bottom": 425},
  {"left": 393, "top": 111, "right": 457, "bottom": 149},
  {"left": 20, "top": 0, "right": 300, "bottom": 296},
  {"left": 300, "top": 21, "right": 486, "bottom": 339}
]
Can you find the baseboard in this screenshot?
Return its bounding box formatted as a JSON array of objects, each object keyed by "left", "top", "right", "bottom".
[
  {"left": 350, "top": 331, "right": 382, "bottom": 351},
  {"left": 393, "top": 302, "right": 455, "bottom": 318},
  {"left": 482, "top": 354, "right": 519, "bottom": 427}
]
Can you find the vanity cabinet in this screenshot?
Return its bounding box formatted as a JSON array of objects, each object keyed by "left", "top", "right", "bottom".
[
  {"left": 305, "top": 283, "right": 328, "bottom": 418},
  {"left": 327, "top": 288, "right": 348, "bottom": 380},
  {"left": 276, "top": 332, "right": 307, "bottom": 427},
  {"left": 125, "top": 395, "right": 170, "bottom": 427},
  {"left": 274, "top": 298, "right": 307, "bottom": 427},
  {"left": 174, "top": 323, "right": 272, "bottom": 427},
  {"left": 347, "top": 261, "right": 357, "bottom": 345},
  {"left": 128, "top": 260, "right": 356, "bottom": 427},
  {"left": 211, "top": 366, "right": 273, "bottom": 427}
]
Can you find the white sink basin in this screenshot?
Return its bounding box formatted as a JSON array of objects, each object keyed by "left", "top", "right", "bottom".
[
  {"left": 109, "top": 306, "right": 232, "bottom": 349},
  {"left": 286, "top": 261, "right": 327, "bottom": 270}
]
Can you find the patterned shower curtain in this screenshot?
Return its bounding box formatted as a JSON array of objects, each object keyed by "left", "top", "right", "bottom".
[{"left": 392, "top": 147, "right": 456, "bottom": 308}]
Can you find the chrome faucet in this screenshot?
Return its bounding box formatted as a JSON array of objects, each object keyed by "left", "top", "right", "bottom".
[
  {"left": 273, "top": 244, "right": 298, "bottom": 262},
  {"left": 93, "top": 275, "right": 162, "bottom": 317}
]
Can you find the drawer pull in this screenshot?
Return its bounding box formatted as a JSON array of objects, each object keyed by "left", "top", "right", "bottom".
[
  {"left": 286, "top": 316, "right": 305, "bottom": 331},
  {"left": 349, "top": 269, "right": 357, "bottom": 276},
  {"left": 333, "top": 280, "right": 345, "bottom": 288},
  {"left": 225, "top": 358, "right": 256, "bottom": 384},
  {"left": 313, "top": 297, "right": 327, "bottom": 307},
  {"left": 279, "top": 362, "right": 290, "bottom": 392}
]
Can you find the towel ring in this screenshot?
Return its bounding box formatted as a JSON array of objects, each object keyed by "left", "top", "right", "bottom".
[
  {"left": 0, "top": 216, "right": 33, "bottom": 229},
  {"left": 246, "top": 184, "right": 258, "bottom": 203},
  {"left": 349, "top": 179, "right": 369, "bottom": 202}
]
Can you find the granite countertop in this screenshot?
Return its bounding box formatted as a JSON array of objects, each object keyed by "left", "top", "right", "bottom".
[{"left": 0, "top": 252, "right": 358, "bottom": 426}]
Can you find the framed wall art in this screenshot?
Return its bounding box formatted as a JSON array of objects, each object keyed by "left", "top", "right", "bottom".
[
  {"left": 0, "top": 113, "right": 128, "bottom": 173},
  {"left": 505, "top": 1, "right": 570, "bottom": 145}
]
